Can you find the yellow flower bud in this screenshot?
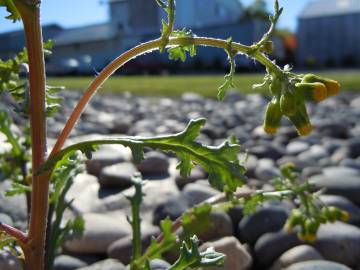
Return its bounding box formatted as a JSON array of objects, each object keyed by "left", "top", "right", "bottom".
[
  {"left": 302, "top": 74, "right": 340, "bottom": 97},
  {"left": 295, "top": 82, "right": 327, "bottom": 102},
  {"left": 280, "top": 92, "right": 297, "bottom": 116},
  {"left": 263, "top": 98, "right": 282, "bottom": 135},
  {"left": 287, "top": 102, "right": 313, "bottom": 136},
  {"left": 261, "top": 41, "right": 274, "bottom": 54}
]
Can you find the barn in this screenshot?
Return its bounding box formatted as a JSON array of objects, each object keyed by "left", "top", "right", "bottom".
[{"left": 297, "top": 0, "right": 360, "bottom": 67}]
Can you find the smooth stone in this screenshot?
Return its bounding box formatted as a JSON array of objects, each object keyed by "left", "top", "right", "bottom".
[
  {"left": 86, "top": 145, "right": 128, "bottom": 176},
  {"left": 107, "top": 224, "right": 159, "bottom": 265},
  {"left": 149, "top": 259, "right": 171, "bottom": 270},
  {"left": 347, "top": 138, "right": 360, "bottom": 158},
  {"left": 66, "top": 174, "right": 101, "bottom": 213},
  {"left": 136, "top": 151, "right": 170, "bottom": 176},
  {"left": 198, "top": 212, "right": 233, "bottom": 242},
  {"left": 54, "top": 255, "right": 88, "bottom": 270},
  {"left": 174, "top": 166, "right": 206, "bottom": 189},
  {"left": 310, "top": 174, "right": 360, "bottom": 205},
  {"left": 286, "top": 141, "right": 310, "bottom": 156},
  {"left": 200, "top": 236, "right": 252, "bottom": 270},
  {"left": 322, "top": 166, "right": 360, "bottom": 177},
  {"left": 249, "top": 144, "right": 284, "bottom": 160},
  {"left": 254, "top": 230, "right": 302, "bottom": 267},
  {"left": 65, "top": 213, "right": 131, "bottom": 254},
  {"left": 317, "top": 121, "right": 349, "bottom": 138},
  {"left": 314, "top": 222, "right": 360, "bottom": 267},
  {"left": 271, "top": 245, "right": 323, "bottom": 270},
  {"left": 302, "top": 167, "right": 323, "bottom": 178},
  {"left": 238, "top": 206, "right": 288, "bottom": 246},
  {"left": 94, "top": 179, "right": 180, "bottom": 221},
  {"left": 298, "top": 145, "right": 329, "bottom": 161},
  {"left": 153, "top": 195, "right": 188, "bottom": 225},
  {"left": 286, "top": 260, "right": 352, "bottom": 270},
  {"left": 319, "top": 195, "right": 360, "bottom": 225},
  {"left": 255, "top": 159, "right": 280, "bottom": 181},
  {"left": 99, "top": 162, "right": 139, "bottom": 188},
  {"left": 181, "top": 92, "right": 203, "bottom": 103},
  {"left": 0, "top": 213, "right": 13, "bottom": 227},
  {"left": 339, "top": 159, "right": 360, "bottom": 170},
  {"left": 0, "top": 250, "right": 22, "bottom": 270},
  {"left": 0, "top": 180, "right": 27, "bottom": 222},
  {"left": 182, "top": 183, "right": 220, "bottom": 207},
  {"left": 76, "top": 259, "right": 125, "bottom": 270}
]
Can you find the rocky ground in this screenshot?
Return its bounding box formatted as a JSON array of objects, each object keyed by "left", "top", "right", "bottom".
[{"left": 1, "top": 90, "right": 360, "bottom": 270}]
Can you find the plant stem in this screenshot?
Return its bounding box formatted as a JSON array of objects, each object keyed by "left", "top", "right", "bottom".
[
  {"left": 14, "top": 1, "right": 50, "bottom": 269},
  {"left": 50, "top": 36, "right": 282, "bottom": 156}
]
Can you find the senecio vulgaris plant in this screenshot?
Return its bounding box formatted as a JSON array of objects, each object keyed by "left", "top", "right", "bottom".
[{"left": 0, "top": 0, "right": 347, "bottom": 269}]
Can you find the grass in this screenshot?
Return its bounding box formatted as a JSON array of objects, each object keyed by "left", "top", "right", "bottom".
[{"left": 48, "top": 70, "right": 360, "bottom": 97}]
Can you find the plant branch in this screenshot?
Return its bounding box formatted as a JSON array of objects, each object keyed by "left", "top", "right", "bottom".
[
  {"left": 13, "top": 1, "right": 50, "bottom": 269},
  {"left": 155, "top": 187, "right": 295, "bottom": 243},
  {"left": 0, "top": 222, "right": 28, "bottom": 245},
  {"left": 50, "top": 36, "right": 282, "bottom": 157}
]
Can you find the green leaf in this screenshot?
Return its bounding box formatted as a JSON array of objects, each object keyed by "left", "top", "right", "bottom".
[
  {"left": 0, "top": 0, "right": 21, "bottom": 22},
  {"left": 5, "top": 182, "right": 31, "bottom": 196},
  {"left": 168, "top": 29, "right": 197, "bottom": 62},
  {"left": 218, "top": 38, "right": 236, "bottom": 101},
  {"left": 169, "top": 235, "right": 225, "bottom": 270},
  {"left": 182, "top": 203, "right": 212, "bottom": 239},
  {"left": 38, "top": 118, "right": 247, "bottom": 192},
  {"left": 132, "top": 218, "right": 177, "bottom": 268}
]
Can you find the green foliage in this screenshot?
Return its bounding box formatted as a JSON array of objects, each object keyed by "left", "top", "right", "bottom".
[
  {"left": 38, "top": 118, "right": 247, "bottom": 192},
  {"left": 132, "top": 218, "right": 177, "bottom": 269},
  {"left": 169, "top": 235, "right": 225, "bottom": 270},
  {"left": 127, "top": 174, "right": 146, "bottom": 266},
  {"left": 0, "top": 0, "right": 20, "bottom": 21},
  {"left": 218, "top": 38, "right": 237, "bottom": 101},
  {"left": 168, "top": 29, "right": 197, "bottom": 62},
  {"left": 0, "top": 40, "right": 63, "bottom": 117},
  {"left": 45, "top": 153, "right": 84, "bottom": 270},
  {"left": 182, "top": 203, "right": 212, "bottom": 239}
]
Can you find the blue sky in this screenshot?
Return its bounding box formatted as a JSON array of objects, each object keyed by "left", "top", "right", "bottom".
[{"left": 0, "top": 0, "right": 310, "bottom": 34}]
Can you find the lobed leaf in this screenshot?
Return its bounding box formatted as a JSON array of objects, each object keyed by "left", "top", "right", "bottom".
[
  {"left": 168, "top": 235, "right": 225, "bottom": 270},
  {"left": 39, "top": 119, "right": 247, "bottom": 192},
  {"left": 0, "top": 0, "right": 20, "bottom": 21}
]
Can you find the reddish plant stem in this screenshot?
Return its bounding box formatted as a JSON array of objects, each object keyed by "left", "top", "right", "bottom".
[
  {"left": 14, "top": 1, "right": 50, "bottom": 269},
  {"left": 0, "top": 222, "right": 28, "bottom": 244}
]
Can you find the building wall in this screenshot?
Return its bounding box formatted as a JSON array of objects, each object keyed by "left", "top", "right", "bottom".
[{"left": 297, "top": 13, "right": 360, "bottom": 67}]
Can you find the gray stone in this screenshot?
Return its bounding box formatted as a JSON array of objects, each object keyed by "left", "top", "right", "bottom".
[
  {"left": 175, "top": 166, "right": 206, "bottom": 189},
  {"left": 255, "top": 159, "right": 280, "bottom": 181},
  {"left": 200, "top": 236, "right": 252, "bottom": 270},
  {"left": 314, "top": 222, "right": 360, "bottom": 267},
  {"left": 65, "top": 213, "right": 131, "bottom": 254},
  {"left": 182, "top": 182, "right": 220, "bottom": 207},
  {"left": 286, "top": 141, "right": 310, "bottom": 156},
  {"left": 54, "top": 255, "right": 87, "bottom": 270},
  {"left": 107, "top": 224, "right": 159, "bottom": 265},
  {"left": 286, "top": 260, "right": 351, "bottom": 270},
  {"left": 298, "top": 145, "right": 329, "bottom": 161},
  {"left": 86, "top": 145, "right": 128, "bottom": 176},
  {"left": 153, "top": 195, "right": 188, "bottom": 225},
  {"left": 322, "top": 166, "right": 360, "bottom": 177},
  {"left": 272, "top": 245, "right": 323, "bottom": 270},
  {"left": 149, "top": 259, "right": 171, "bottom": 270},
  {"left": 254, "top": 230, "right": 302, "bottom": 267},
  {"left": 0, "top": 180, "right": 27, "bottom": 222},
  {"left": 0, "top": 250, "right": 22, "bottom": 270},
  {"left": 249, "top": 144, "right": 285, "bottom": 160},
  {"left": 198, "top": 212, "right": 233, "bottom": 242},
  {"left": 99, "top": 162, "right": 139, "bottom": 188},
  {"left": 310, "top": 173, "right": 360, "bottom": 205},
  {"left": 0, "top": 213, "right": 13, "bottom": 227},
  {"left": 238, "top": 206, "right": 288, "bottom": 245},
  {"left": 66, "top": 174, "right": 101, "bottom": 213},
  {"left": 136, "top": 151, "right": 170, "bottom": 176},
  {"left": 348, "top": 138, "right": 360, "bottom": 158},
  {"left": 77, "top": 259, "right": 125, "bottom": 270}
]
